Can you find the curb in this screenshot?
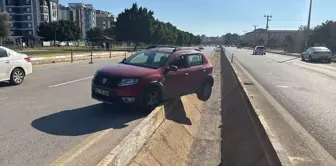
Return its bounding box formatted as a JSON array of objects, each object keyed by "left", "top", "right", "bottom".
[{"left": 97, "top": 100, "right": 178, "bottom": 166}]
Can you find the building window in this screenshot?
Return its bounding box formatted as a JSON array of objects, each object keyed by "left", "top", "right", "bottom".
[
  {"left": 27, "top": 8, "right": 30, "bottom": 12},
  {"left": 8, "top": 8, "right": 12, "bottom": 12},
  {"left": 28, "top": 23, "right": 32, "bottom": 27},
  {"left": 27, "top": 15, "right": 31, "bottom": 20},
  {"left": 26, "top": 0, "right": 30, "bottom": 4},
  {"left": 11, "top": 23, "right": 13, "bottom": 28},
  {"left": 11, "top": 31, "right": 14, "bottom": 36},
  {"left": 28, "top": 31, "right": 32, "bottom": 35},
  {"left": 53, "top": 11, "right": 56, "bottom": 17},
  {"left": 8, "top": 0, "right": 12, "bottom": 5}
]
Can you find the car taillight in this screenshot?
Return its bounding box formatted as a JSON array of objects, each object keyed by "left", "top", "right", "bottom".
[{"left": 24, "top": 57, "right": 31, "bottom": 62}]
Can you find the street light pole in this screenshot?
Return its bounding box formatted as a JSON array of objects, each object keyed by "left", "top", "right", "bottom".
[{"left": 304, "top": 0, "right": 313, "bottom": 50}]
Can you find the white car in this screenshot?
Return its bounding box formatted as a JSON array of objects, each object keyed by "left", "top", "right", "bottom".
[
  {"left": 0, "top": 46, "right": 32, "bottom": 85},
  {"left": 301, "top": 47, "right": 333, "bottom": 63},
  {"left": 252, "top": 46, "right": 266, "bottom": 55}
]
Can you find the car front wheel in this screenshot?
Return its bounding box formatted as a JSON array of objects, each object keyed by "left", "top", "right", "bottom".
[
  {"left": 140, "top": 87, "right": 161, "bottom": 113},
  {"left": 197, "top": 81, "right": 212, "bottom": 101},
  {"left": 10, "top": 68, "right": 25, "bottom": 85}
]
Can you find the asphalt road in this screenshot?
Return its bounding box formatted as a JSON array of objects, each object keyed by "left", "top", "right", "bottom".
[
  {"left": 226, "top": 47, "right": 336, "bottom": 158},
  {"left": 0, "top": 58, "right": 146, "bottom": 165},
  {"left": 0, "top": 47, "right": 215, "bottom": 165}
]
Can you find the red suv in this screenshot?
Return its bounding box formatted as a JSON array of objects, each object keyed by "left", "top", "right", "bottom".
[{"left": 91, "top": 46, "right": 214, "bottom": 112}]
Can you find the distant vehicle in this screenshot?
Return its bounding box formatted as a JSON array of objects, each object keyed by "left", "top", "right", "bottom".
[
  {"left": 92, "top": 46, "right": 214, "bottom": 112},
  {"left": 301, "top": 47, "right": 333, "bottom": 63},
  {"left": 252, "top": 46, "right": 266, "bottom": 55},
  {"left": 237, "top": 46, "right": 242, "bottom": 49},
  {"left": 0, "top": 46, "right": 32, "bottom": 85},
  {"left": 199, "top": 46, "right": 204, "bottom": 50}
]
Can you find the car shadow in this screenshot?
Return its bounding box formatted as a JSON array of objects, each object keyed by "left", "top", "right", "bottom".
[
  {"left": 31, "top": 104, "right": 146, "bottom": 136},
  {"left": 0, "top": 81, "right": 13, "bottom": 87},
  {"left": 302, "top": 60, "right": 331, "bottom": 64},
  {"left": 164, "top": 98, "right": 192, "bottom": 125}
]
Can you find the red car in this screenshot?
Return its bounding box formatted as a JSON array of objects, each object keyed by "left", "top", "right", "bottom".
[{"left": 91, "top": 46, "right": 214, "bottom": 112}]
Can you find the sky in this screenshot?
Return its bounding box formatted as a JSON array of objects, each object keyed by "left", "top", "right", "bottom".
[{"left": 59, "top": 0, "right": 336, "bottom": 36}]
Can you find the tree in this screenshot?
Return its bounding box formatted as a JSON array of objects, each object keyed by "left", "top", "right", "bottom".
[
  {"left": 86, "top": 27, "right": 103, "bottom": 42},
  {"left": 56, "top": 20, "right": 80, "bottom": 42},
  {"left": 37, "top": 20, "right": 80, "bottom": 43},
  {"left": 0, "top": 13, "right": 11, "bottom": 43},
  {"left": 310, "top": 20, "right": 336, "bottom": 52},
  {"left": 115, "top": 3, "right": 155, "bottom": 49}
]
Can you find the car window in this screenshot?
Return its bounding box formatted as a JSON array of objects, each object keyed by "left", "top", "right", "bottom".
[
  {"left": 188, "top": 54, "right": 203, "bottom": 67},
  {"left": 256, "top": 46, "right": 265, "bottom": 49},
  {"left": 123, "top": 50, "right": 171, "bottom": 69},
  {"left": 171, "top": 55, "right": 188, "bottom": 69},
  {"left": 128, "top": 52, "right": 148, "bottom": 64},
  {"left": 0, "top": 48, "right": 8, "bottom": 58}
]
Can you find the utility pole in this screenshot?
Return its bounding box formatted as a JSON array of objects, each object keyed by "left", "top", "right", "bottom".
[
  {"left": 304, "top": 0, "right": 312, "bottom": 50},
  {"left": 253, "top": 25, "right": 258, "bottom": 46},
  {"left": 264, "top": 15, "right": 272, "bottom": 46}
]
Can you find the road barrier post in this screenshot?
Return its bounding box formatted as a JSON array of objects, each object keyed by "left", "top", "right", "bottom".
[
  {"left": 89, "top": 48, "right": 93, "bottom": 64},
  {"left": 231, "top": 53, "right": 234, "bottom": 63},
  {"left": 70, "top": 49, "right": 73, "bottom": 63},
  {"left": 110, "top": 49, "right": 112, "bottom": 58}
]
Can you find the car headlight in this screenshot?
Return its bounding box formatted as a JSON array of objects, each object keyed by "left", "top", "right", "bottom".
[{"left": 118, "top": 78, "right": 139, "bottom": 86}]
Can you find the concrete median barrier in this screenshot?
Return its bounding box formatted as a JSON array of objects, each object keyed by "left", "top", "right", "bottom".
[
  {"left": 97, "top": 95, "right": 204, "bottom": 166},
  {"left": 220, "top": 47, "right": 282, "bottom": 166}
]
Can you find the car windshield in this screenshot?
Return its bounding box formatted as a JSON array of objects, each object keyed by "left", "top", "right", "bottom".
[
  {"left": 122, "top": 50, "right": 170, "bottom": 69},
  {"left": 256, "top": 46, "right": 265, "bottom": 49}
]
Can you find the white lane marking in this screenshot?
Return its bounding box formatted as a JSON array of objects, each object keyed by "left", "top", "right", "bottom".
[
  {"left": 277, "top": 85, "right": 290, "bottom": 88},
  {"left": 49, "top": 76, "right": 93, "bottom": 88},
  {"left": 0, "top": 97, "right": 9, "bottom": 101}
]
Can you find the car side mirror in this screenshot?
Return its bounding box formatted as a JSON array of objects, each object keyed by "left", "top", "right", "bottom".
[
  {"left": 169, "top": 65, "right": 178, "bottom": 72},
  {"left": 121, "top": 57, "right": 126, "bottom": 63},
  {"left": 164, "top": 65, "right": 178, "bottom": 74}
]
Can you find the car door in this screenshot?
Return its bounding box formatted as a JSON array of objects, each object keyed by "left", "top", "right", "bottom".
[
  {"left": 185, "top": 53, "right": 205, "bottom": 94},
  {"left": 0, "top": 48, "right": 12, "bottom": 80},
  {"left": 162, "top": 54, "right": 190, "bottom": 99}
]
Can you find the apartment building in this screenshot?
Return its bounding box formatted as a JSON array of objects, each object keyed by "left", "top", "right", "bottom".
[
  {"left": 0, "top": 0, "right": 58, "bottom": 39},
  {"left": 68, "top": 3, "right": 96, "bottom": 39},
  {"left": 96, "top": 10, "right": 114, "bottom": 30},
  {"left": 244, "top": 29, "right": 297, "bottom": 45}
]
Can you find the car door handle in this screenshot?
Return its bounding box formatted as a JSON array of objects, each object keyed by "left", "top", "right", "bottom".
[
  {"left": 185, "top": 73, "right": 189, "bottom": 76},
  {"left": 5, "top": 61, "right": 10, "bottom": 63}
]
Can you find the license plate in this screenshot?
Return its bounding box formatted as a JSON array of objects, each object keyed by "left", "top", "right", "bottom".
[{"left": 95, "top": 88, "right": 110, "bottom": 96}]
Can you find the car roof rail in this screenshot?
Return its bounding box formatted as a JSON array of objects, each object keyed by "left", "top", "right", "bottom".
[
  {"left": 173, "top": 47, "right": 201, "bottom": 52},
  {"left": 146, "top": 45, "right": 177, "bottom": 49}
]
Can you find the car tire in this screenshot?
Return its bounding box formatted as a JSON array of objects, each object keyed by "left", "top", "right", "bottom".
[
  {"left": 301, "top": 55, "right": 305, "bottom": 61},
  {"left": 140, "top": 87, "right": 161, "bottom": 113},
  {"left": 309, "top": 55, "right": 313, "bottom": 62},
  {"left": 327, "top": 59, "right": 332, "bottom": 63},
  {"left": 10, "top": 68, "right": 25, "bottom": 85},
  {"left": 197, "top": 81, "right": 212, "bottom": 101}
]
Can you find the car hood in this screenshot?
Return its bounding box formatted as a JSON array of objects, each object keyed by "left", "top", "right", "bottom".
[{"left": 98, "top": 63, "right": 157, "bottom": 77}]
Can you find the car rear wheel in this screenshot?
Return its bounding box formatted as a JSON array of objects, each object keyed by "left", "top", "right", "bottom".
[
  {"left": 301, "top": 55, "right": 305, "bottom": 61},
  {"left": 197, "top": 81, "right": 212, "bottom": 101},
  {"left": 140, "top": 87, "right": 161, "bottom": 113},
  {"left": 10, "top": 68, "right": 25, "bottom": 85}
]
